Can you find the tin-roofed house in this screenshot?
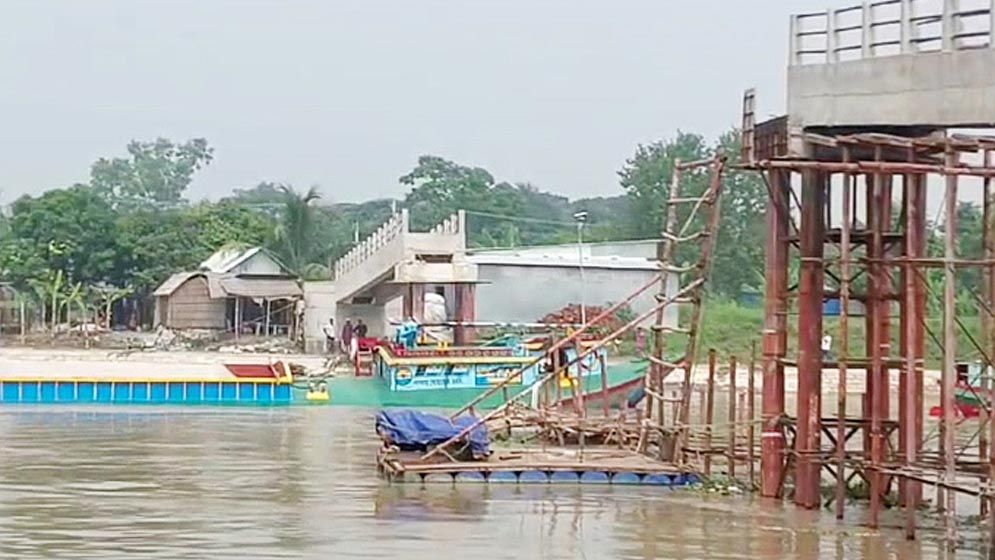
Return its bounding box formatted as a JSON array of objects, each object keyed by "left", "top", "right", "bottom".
[{"left": 153, "top": 246, "right": 303, "bottom": 338}]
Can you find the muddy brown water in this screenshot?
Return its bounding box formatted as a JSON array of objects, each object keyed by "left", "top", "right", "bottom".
[{"left": 0, "top": 406, "right": 981, "bottom": 559}]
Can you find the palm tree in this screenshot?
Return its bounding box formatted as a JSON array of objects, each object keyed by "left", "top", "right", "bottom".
[{"left": 272, "top": 185, "right": 322, "bottom": 275}]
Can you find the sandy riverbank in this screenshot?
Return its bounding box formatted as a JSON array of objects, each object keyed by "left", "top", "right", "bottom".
[{"left": 0, "top": 347, "right": 331, "bottom": 380}]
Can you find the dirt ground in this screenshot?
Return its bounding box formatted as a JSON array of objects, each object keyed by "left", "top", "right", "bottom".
[{"left": 0, "top": 346, "right": 331, "bottom": 380}]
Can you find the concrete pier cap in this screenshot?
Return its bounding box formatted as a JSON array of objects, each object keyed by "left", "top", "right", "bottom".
[{"left": 786, "top": 0, "right": 995, "bottom": 150}]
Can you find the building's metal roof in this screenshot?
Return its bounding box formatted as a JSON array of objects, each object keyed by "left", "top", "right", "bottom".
[
  {"left": 467, "top": 253, "right": 659, "bottom": 271},
  {"left": 199, "top": 246, "right": 264, "bottom": 274},
  {"left": 153, "top": 272, "right": 300, "bottom": 299}
]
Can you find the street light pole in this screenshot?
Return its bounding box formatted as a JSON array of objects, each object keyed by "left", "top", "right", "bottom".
[{"left": 573, "top": 211, "right": 588, "bottom": 326}]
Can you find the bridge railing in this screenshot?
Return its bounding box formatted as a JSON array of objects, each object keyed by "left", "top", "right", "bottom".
[
  {"left": 790, "top": 0, "right": 994, "bottom": 66},
  {"left": 333, "top": 210, "right": 408, "bottom": 280}
]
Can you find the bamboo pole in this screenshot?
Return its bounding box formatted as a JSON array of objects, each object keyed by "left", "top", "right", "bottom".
[
  {"left": 983, "top": 147, "right": 994, "bottom": 522},
  {"left": 904, "top": 168, "right": 925, "bottom": 540},
  {"left": 728, "top": 355, "right": 737, "bottom": 479},
  {"left": 698, "top": 385, "right": 707, "bottom": 429},
  {"left": 983, "top": 148, "right": 992, "bottom": 524},
  {"left": 576, "top": 355, "right": 586, "bottom": 418},
  {"left": 942, "top": 147, "right": 959, "bottom": 544},
  {"left": 600, "top": 353, "right": 609, "bottom": 418},
  {"left": 837, "top": 151, "right": 853, "bottom": 520},
  {"left": 670, "top": 389, "right": 679, "bottom": 426},
  {"left": 554, "top": 347, "right": 563, "bottom": 407},
  {"left": 985, "top": 149, "right": 995, "bottom": 548},
  {"left": 648, "top": 159, "right": 683, "bottom": 429},
  {"left": 705, "top": 349, "right": 716, "bottom": 477},
  {"left": 748, "top": 341, "right": 756, "bottom": 490}
]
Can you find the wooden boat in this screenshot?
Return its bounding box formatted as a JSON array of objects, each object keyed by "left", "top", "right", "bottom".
[
  {"left": 929, "top": 362, "right": 987, "bottom": 419},
  {"left": 326, "top": 353, "right": 648, "bottom": 410}
]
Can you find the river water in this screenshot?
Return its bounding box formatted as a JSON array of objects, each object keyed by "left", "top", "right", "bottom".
[{"left": 0, "top": 406, "right": 979, "bottom": 559}]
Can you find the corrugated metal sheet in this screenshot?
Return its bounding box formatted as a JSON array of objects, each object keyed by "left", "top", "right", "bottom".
[
  {"left": 218, "top": 277, "right": 302, "bottom": 299},
  {"left": 199, "top": 246, "right": 293, "bottom": 276},
  {"left": 200, "top": 247, "right": 262, "bottom": 274},
  {"left": 467, "top": 254, "right": 658, "bottom": 271}
]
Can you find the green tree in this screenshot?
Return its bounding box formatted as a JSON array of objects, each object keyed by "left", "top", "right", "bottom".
[
  {"left": 116, "top": 202, "right": 270, "bottom": 293},
  {"left": 223, "top": 181, "right": 285, "bottom": 218},
  {"left": 618, "top": 131, "right": 710, "bottom": 239},
  {"left": 617, "top": 129, "right": 767, "bottom": 298},
  {"left": 90, "top": 138, "right": 213, "bottom": 209},
  {"left": 710, "top": 129, "right": 767, "bottom": 297},
  {"left": 401, "top": 156, "right": 593, "bottom": 248},
  {"left": 327, "top": 199, "right": 396, "bottom": 262},
  {"left": 4, "top": 186, "right": 121, "bottom": 286}
]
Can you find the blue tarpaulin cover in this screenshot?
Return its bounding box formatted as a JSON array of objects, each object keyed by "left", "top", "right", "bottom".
[{"left": 376, "top": 409, "right": 490, "bottom": 457}]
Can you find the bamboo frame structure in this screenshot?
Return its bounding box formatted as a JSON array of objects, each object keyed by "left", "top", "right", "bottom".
[{"left": 412, "top": 156, "right": 742, "bottom": 480}]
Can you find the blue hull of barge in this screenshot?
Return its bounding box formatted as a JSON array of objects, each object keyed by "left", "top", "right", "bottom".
[{"left": 0, "top": 380, "right": 294, "bottom": 405}]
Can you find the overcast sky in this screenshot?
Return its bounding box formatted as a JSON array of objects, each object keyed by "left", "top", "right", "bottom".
[{"left": 0, "top": 0, "right": 833, "bottom": 205}]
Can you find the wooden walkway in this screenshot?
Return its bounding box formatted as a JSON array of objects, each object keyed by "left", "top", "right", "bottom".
[{"left": 377, "top": 447, "right": 700, "bottom": 486}]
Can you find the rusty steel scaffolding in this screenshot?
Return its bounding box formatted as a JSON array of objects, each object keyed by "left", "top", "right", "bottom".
[{"left": 747, "top": 124, "right": 995, "bottom": 543}]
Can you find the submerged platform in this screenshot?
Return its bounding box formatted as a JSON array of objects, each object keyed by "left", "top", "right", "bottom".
[{"left": 377, "top": 447, "right": 700, "bottom": 486}]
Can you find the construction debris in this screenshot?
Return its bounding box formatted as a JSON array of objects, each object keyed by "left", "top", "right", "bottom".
[{"left": 538, "top": 304, "right": 628, "bottom": 335}]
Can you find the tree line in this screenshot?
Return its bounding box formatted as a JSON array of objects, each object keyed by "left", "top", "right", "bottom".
[
  {"left": 14, "top": 128, "right": 989, "bottom": 332},
  {"left": 0, "top": 131, "right": 771, "bottom": 328}
]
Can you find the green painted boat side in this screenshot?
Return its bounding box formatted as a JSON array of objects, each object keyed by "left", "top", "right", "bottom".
[{"left": 326, "top": 359, "right": 648, "bottom": 410}]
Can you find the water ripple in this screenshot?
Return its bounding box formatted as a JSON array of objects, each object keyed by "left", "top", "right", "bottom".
[{"left": 0, "top": 406, "right": 961, "bottom": 559}]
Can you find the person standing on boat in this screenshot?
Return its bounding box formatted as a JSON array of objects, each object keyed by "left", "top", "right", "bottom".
[
  {"left": 340, "top": 318, "right": 354, "bottom": 354},
  {"left": 355, "top": 319, "right": 369, "bottom": 339}
]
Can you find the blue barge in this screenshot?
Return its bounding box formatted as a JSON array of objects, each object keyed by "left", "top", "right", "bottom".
[{"left": 0, "top": 378, "right": 294, "bottom": 404}]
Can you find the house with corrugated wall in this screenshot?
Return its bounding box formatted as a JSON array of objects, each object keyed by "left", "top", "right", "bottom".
[{"left": 152, "top": 246, "right": 302, "bottom": 336}]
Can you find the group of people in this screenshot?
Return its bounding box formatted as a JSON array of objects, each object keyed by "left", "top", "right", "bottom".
[{"left": 323, "top": 318, "right": 368, "bottom": 357}]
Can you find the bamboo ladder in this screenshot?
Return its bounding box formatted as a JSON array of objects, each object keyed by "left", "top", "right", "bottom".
[{"left": 640, "top": 155, "right": 727, "bottom": 464}]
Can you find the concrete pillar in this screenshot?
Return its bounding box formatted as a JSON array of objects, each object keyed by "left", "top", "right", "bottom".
[
  {"left": 412, "top": 285, "right": 425, "bottom": 322},
  {"left": 900, "top": 0, "right": 913, "bottom": 54},
  {"left": 402, "top": 284, "right": 426, "bottom": 322},
  {"left": 942, "top": 0, "right": 957, "bottom": 51}
]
